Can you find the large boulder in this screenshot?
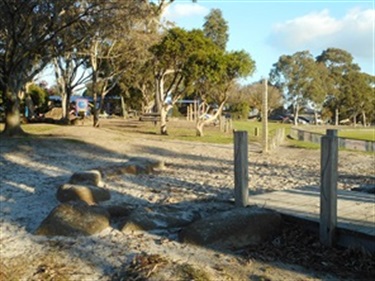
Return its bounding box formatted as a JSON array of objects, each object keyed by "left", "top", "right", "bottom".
[
  {"left": 105, "top": 204, "right": 135, "bottom": 218},
  {"left": 100, "top": 157, "right": 165, "bottom": 177},
  {"left": 352, "top": 184, "right": 375, "bottom": 194},
  {"left": 179, "top": 207, "right": 282, "bottom": 250},
  {"left": 35, "top": 202, "right": 110, "bottom": 237},
  {"left": 69, "top": 170, "right": 102, "bottom": 186},
  {"left": 56, "top": 184, "right": 110, "bottom": 205},
  {"left": 121, "top": 206, "right": 200, "bottom": 232}
]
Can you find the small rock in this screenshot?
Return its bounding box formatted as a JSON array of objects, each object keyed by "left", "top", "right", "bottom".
[
  {"left": 69, "top": 170, "right": 102, "bottom": 186},
  {"left": 100, "top": 157, "right": 165, "bottom": 176},
  {"left": 56, "top": 184, "right": 110, "bottom": 205},
  {"left": 121, "top": 206, "right": 200, "bottom": 232},
  {"left": 35, "top": 201, "right": 110, "bottom": 237}
]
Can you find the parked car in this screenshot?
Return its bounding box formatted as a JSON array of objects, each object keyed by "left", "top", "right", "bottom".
[
  {"left": 287, "top": 115, "right": 310, "bottom": 124},
  {"left": 298, "top": 116, "right": 310, "bottom": 124},
  {"left": 268, "top": 114, "right": 291, "bottom": 123}
]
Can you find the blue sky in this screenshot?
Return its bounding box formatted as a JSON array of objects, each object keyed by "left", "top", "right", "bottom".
[{"left": 162, "top": 0, "right": 374, "bottom": 84}]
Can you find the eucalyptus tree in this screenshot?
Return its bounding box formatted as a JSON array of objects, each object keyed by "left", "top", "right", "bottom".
[
  {"left": 85, "top": 1, "right": 152, "bottom": 127},
  {"left": 0, "top": 0, "right": 103, "bottom": 135},
  {"left": 316, "top": 48, "right": 360, "bottom": 125},
  {"left": 150, "top": 28, "right": 212, "bottom": 135},
  {"left": 188, "top": 49, "right": 255, "bottom": 136},
  {"left": 88, "top": 0, "right": 187, "bottom": 126},
  {"left": 52, "top": 24, "right": 92, "bottom": 122},
  {"left": 270, "top": 51, "right": 319, "bottom": 125},
  {"left": 240, "top": 81, "right": 283, "bottom": 118},
  {"left": 203, "top": 8, "right": 229, "bottom": 50},
  {"left": 115, "top": 16, "right": 162, "bottom": 117},
  {"left": 304, "top": 62, "right": 332, "bottom": 124},
  {"left": 340, "top": 72, "right": 374, "bottom": 126}
]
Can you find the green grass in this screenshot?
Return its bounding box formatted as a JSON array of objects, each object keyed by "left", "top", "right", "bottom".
[
  {"left": 0, "top": 123, "right": 57, "bottom": 134},
  {"left": 22, "top": 124, "right": 58, "bottom": 134},
  {"left": 302, "top": 126, "right": 374, "bottom": 141},
  {"left": 338, "top": 129, "right": 374, "bottom": 141},
  {"left": 1, "top": 120, "right": 372, "bottom": 153},
  {"left": 163, "top": 120, "right": 292, "bottom": 145},
  {"left": 287, "top": 139, "right": 321, "bottom": 150}
]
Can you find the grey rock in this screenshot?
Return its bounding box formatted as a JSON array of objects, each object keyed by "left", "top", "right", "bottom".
[
  {"left": 69, "top": 170, "right": 102, "bottom": 186},
  {"left": 352, "top": 184, "right": 375, "bottom": 194},
  {"left": 121, "top": 206, "right": 200, "bottom": 232},
  {"left": 105, "top": 204, "right": 135, "bottom": 218},
  {"left": 35, "top": 202, "right": 110, "bottom": 237},
  {"left": 56, "top": 184, "right": 110, "bottom": 205},
  {"left": 100, "top": 157, "right": 165, "bottom": 177},
  {"left": 179, "top": 206, "right": 282, "bottom": 250}
]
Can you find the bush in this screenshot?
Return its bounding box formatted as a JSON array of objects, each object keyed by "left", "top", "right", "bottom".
[
  {"left": 171, "top": 104, "right": 183, "bottom": 118},
  {"left": 28, "top": 84, "right": 49, "bottom": 113},
  {"left": 230, "top": 102, "right": 249, "bottom": 120}
]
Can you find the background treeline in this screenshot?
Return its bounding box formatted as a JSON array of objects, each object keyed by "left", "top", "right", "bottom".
[{"left": 1, "top": 1, "right": 373, "bottom": 136}]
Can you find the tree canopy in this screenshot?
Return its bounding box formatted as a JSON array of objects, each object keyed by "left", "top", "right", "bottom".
[{"left": 203, "top": 8, "right": 229, "bottom": 50}]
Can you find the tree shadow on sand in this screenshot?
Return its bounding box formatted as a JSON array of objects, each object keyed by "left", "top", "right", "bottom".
[{"left": 0, "top": 133, "right": 372, "bottom": 280}]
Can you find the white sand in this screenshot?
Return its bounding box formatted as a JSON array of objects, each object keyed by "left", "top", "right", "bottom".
[{"left": 0, "top": 121, "right": 373, "bottom": 280}]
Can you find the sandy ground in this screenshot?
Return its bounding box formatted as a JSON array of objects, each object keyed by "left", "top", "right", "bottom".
[{"left": 0, "top": 119, "right": 374, "bottom": 280}]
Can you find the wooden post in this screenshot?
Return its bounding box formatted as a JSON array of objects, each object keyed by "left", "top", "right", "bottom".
[
  {"left": 234, "top": 131, "right": 249, "bottom": 207},
  {"left": 262, "top": 79, "right": 268, "bottom": 153},
  {"left": 254, "top": 127, "right": 259, "bottom": 137},
  {"left": 194, "top": 100, "right": 197, "bottom": 121},
  {"left": 220, "top": 116, "right": 224, "bottom": 132},
  {"left": 320, "top": 129, "right": 338, "bottom": 247}
]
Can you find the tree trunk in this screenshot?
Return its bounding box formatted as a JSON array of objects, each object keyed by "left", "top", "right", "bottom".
[
  {"left": 160, "top": 105, "right": 170, "bottom": 135},
  {"left": 93, "top": 92, "right": 100, "bottom": 127},
  {"left": 196, "top": 121, "right": 204, "bottom": 137},
  {"left": 61, "top": 93, "right": 68, "bottom": 120},
  {"left": 121, "top": 95, "right": 127, "bottom": 119},
  {"left": 335, "top": 108, "right": 339, "bottom": 126},
  {"left": 314, "top": 111, "right": 319, "bottom": 125},
  {"left": 362, "top": 110, "right": 367, "bottom": 127},
  {"left": 195, "top": 99, "right": 227, "bottom": 137},
  {"left": 353, "top": 114, "right": 357, "bottom": 127},
  {"left": 293, "top": 104, "right": 299, "bottom": 126},
  {"left": 2, "top": 89, "right": 25, "bottom": 136},
  {"left": 99, "top": 94, "right": 106, "bottom": 114},
  {"left": 154, "top": 75, "right": 163, "bottom": 113}
]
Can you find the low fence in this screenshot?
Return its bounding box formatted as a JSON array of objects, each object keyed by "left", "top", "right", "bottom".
[
  {"left": 289, "top": 127, "right": 374, "bottom": 152},
  {"left": 269, "top": 128, "right": 286, "bottom": 150}
]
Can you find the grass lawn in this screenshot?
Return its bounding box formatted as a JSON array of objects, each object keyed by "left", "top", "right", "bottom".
[
  {"left": 303, "top": 126, "right": 374, "bottom": 141},
  {"left": 153, "top": 119, "right": 292, "bottom": 145},
  {"left": 337, "top": 129, "right": 374, "bottom": 141},
  {"left": 1, "top": 120, "right": 372, "bottom": 151}
]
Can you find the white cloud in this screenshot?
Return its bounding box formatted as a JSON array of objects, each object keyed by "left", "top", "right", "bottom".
[
  {"left": 163, "top": 3, "right": 209, "bottom": 21},
  {"left": 268, "top": 8, "right": 374, "bottom": 59}
]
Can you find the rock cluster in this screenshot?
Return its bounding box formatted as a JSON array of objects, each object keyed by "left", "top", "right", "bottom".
[
  {"left": 35, "top": 156, "right": 282, "bottom": 249},
  {"left": 35, "top": 157, "right": 165, "bottom": 237}
]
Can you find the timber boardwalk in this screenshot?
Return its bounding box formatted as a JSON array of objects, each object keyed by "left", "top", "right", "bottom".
[{"left": 249, "top": 186, "right": 375, "bottom": 252}]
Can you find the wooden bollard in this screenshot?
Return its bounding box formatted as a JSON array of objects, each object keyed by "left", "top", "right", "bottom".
[
  {"left": 320, "top": 129, "right": 338, "bottom": 247},
  {"left": 254, "top": 127, "right": 259, "bottom": 137},
  {"left": 234, "top": 131, "right": 249, "bottom": 207}
]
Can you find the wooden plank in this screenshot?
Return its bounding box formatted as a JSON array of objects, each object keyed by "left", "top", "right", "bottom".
[{"left": 249, "top": 187, "right": 374, "bottom": 239}]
